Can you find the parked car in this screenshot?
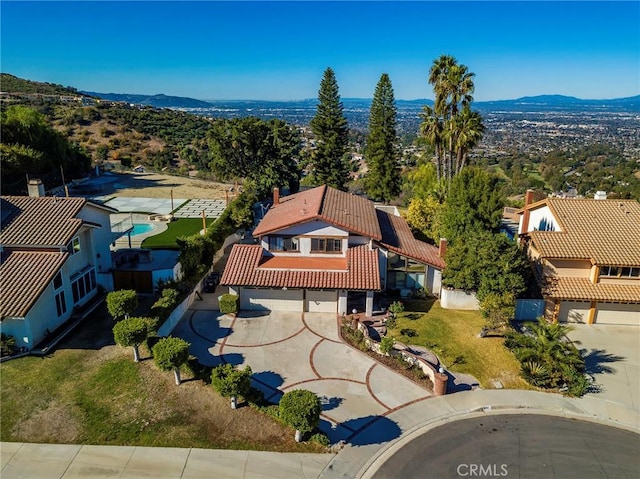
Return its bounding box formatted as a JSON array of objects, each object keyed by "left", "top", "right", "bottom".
[{"left": 204, "top": 272, "right": 220, "bottom": 293}]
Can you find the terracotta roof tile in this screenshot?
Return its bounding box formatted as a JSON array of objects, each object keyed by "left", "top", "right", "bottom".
[
  {"left": 527, "top": 199, "right": 640, "bottom": 266},
  {"left": 0, "top": 251, "right": 68, "bottom": 318},
  {"left": 253, "top": 186, "right": 382, "bottom": 240},
  {"left": 544, "top": 276, "right": 640, "bottom": 303},
  {"left": 221, "top": 244, "right": 381, "bottom": 290},
  {"left": 1, "top": 196, "right": 86, "bottom": 247},
  {"left": 377, "top": 210, "right": 446, "bottom": 269}
]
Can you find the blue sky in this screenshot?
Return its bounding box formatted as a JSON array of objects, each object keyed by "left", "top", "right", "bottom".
[{"left": 2, "top": 1, "right": 639, "bottom": 101}]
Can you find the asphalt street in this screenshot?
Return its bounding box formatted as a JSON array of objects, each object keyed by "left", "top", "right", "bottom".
[{"left": 369, "top": 414, "right": 640, "bottom": 479}]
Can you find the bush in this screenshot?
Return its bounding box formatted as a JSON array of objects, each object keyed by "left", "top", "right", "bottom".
[
  {"left": 112, "top": 316, "right": 150, "bottom": 362},
  {"left": 380, "top": 336, "right": 395, "bottom": 355},
  {"left": 1, "top": 333, "right": 16, "bottom": 357},
  {"left": 279, "top": 390, "right": 321, "bottom": 440},
  {"left": 150, "top": 287, "right": 181, "bottom": 328},
  {"left": 309, "top": 432, "right": 330, "bottom": 447},
  {"left": 388, "top": 301, "right": 405, "bottom": 319},
  {"left": 152, "top": 337, "right": 190, "bottom": 385},
  {"left": 106, "top": 290, "right": 138, "bottom": 320},
  {"left": 219, "top": 294, "right": 239, "bottom": 314},
  {"left": 211, "top": 363, "right": 253, "bottom": 408},
  {"left": 385, "top": 316, "right": 397, "bottom": 330}
]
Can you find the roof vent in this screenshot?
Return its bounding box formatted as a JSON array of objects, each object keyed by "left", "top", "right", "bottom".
[{"left": 594, "top": 191, "right": 607, "bottom": 200}]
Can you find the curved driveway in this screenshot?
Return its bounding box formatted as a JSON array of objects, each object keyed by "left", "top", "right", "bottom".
[{"left": 173, "top": 310, "right": 433, "bottom": 443}]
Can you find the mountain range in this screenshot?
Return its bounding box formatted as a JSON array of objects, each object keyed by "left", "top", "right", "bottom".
[{"left": 81, "top": 90, "right": 640, "bottom": 112}]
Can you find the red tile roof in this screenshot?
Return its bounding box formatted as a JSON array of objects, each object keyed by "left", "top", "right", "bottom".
[
  {"left": 259, "top": 255, "right": 348, "bottom": 271},
  {"left": 544, "top": 276, "right": 640, "bottom": 303},
  {"left": 221, "top": 244, "right": 381, "bottom": 291},
  {"left": 1, "top": 196, "right": 86, "bottom": 247},
  {"left": 526, "top": 198, "right": 640, "bottom": 266},
  {"left": 0, "top": 251, "right": 69, "bottom": 318},
  {"left": 253, "top": 186, "right": 382, "bottom": 240},
  {"left": 377, "top": 210, "right": 446, "bottom": 269}
]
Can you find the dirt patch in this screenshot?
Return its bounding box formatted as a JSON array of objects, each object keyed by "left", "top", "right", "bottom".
[
  {"left": 93, "top": 171, "right": 234, "bottom": 200},
  {"left": 13, "top": 400, "right": 81, "bottom": 443}
]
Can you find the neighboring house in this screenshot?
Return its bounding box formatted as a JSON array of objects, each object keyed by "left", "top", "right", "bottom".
[
  {"left": 0, "top": 192, "right": 117, "bottom": 349},
  {"left": 221, "top": 185, "right": 446, "bottom": 317},
  {"left": 518, "top": 190, "right": 640, "bottom": 325}
]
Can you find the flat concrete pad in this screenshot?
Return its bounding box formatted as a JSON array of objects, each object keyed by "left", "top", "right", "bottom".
[
  {"left": 101, "top": 196, "right": 188, "bottom": 214},
  {"left": 567, "top": 324, "right": 640, "bottom": 411},
  {"left": 173, "top": 310, "right": 433, "bottom": 445}
]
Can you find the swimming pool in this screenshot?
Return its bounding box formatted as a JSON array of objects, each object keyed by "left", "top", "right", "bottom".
[{"left": 130, "top": 223, "right": 156, "bottom": 237}]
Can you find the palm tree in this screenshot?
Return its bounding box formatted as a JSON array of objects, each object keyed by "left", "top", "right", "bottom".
[
  {"left": 427, "top": 55, "right": 477, "bottom": 181},
  {"left": 453, "top": 106, "right": 485, "bottom": 174},
  {"left": 419, "top": 105, "right": 444, "bottom": 181}
]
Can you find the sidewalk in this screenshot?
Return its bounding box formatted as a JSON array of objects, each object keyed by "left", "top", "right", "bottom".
[{"left": 3, "top": 390, "right": 638, "bottom": 479}]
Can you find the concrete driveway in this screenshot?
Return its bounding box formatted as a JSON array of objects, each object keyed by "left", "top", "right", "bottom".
[
  {"left": 173, "top": 310, "right": 433, "bottom": 443},
  {"left": 566, "top": 324, "right": 640, "bottom": 411}
]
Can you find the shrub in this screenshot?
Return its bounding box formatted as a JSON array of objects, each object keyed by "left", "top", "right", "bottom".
[
  {"left": 380, "top": 336, "right": 395, "bottom": 355},
  {"left": 211, "top": 363, "right": 253, "bottom": 409},
  {"left": 388, "top": 301, "right": 405, "bottom": 318},
  {"left": 1, "top": 333, "right": 16, "bottom": 356},
  {"left": 309, "top": 432, "right": 330, "bottom": 447},
  {"left": 219, "top": 294, "right": 239, "bottom": 314},
  {"left": 106, "top": 290, "right": 138, "bottom": 320},
  {"left": 152, "top": 337, "right": 190, "bottom": 385},
  {"left": 150, "top": 287, "right": 181, "bottom": 328},
  {"left": 279, "top": 390, "right": 321, "bottom": 442},
  {"left": 385, "top": 316, "right": 397, "bottom": 330},
  {"left": 112, "top": 316, "right": 150, "bottom": 362}
]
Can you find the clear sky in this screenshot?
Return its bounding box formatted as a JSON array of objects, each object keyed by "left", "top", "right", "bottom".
[{"left": 1, "top": 1, "right": 639, "bottom": 101}]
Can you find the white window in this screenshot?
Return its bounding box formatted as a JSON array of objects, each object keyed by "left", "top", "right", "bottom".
[
  {"left": 67, "top": 237, "right": 81, "bottom": 255},
  {"left": 71, "top": 267, "right": 96, "bottom": 304},
  {"left": 311, "top": 238, "right": 342, "bottom": 253},
  {"left": 269, "top": 236, "right": 299, "bottom": 252},
  {"left": 55, "top": 291, "right": 67, "bottom": 317}
]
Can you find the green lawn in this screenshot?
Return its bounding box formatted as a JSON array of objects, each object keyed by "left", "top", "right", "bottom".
[
  {"left": 388, "top": 299, "right": 531, "bottom": 389},
  {"left": 0, "top": 306, "right": 325, "bottom": 452},
  {"left": 141, "top": 218, "right": 216, "bottom": 249}
]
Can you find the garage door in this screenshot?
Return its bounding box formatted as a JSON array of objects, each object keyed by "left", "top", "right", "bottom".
[
  {"left": 595, "top": 303, "right": 640, "bottom": 326},
  {"left": 558, "top": 301, "right": 591, "bottom": 323},
  {"left": 305, "top": 290, "right": 337, "bottom": 313},
  {"left": 240, "top": 288, "right": 303, "bottom": 311}
]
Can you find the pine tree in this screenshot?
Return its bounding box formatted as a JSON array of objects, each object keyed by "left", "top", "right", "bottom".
[
  {"left": 364, "top": 73, "right": 401, "bottom": 203},
  {"left": 309, "top": 67, "right": 350, "bottom": 190}
]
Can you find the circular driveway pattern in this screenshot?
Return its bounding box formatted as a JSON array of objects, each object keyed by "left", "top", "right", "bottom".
[
  {"left": 173, "top": 309, "right": 433, "bottom": 443},
  {"left": 369, "top": 414, "right": 640, "bottom": 479}
]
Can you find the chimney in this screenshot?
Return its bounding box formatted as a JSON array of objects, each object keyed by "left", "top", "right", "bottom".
[
  {"left": 273, "top": 187, "right": 280, "bottom": 205},
  {"left": 438, "top": 238, "right": 447, "bottom": 258},
  {"left": 520, "top": 189, "right": 535, "bottom": 235},
  {"left": 28, "top": 178, "right": 45, "bottom": 197},
  {"left": 594, "top": 191, "right": 607, "bottom": 200}
]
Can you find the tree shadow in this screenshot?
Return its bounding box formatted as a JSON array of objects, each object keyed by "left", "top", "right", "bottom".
[
  {"left": 342, "top": 415, "right": 402, "bottom": 446},
  {"left": 581, "top": 348, "right": 625, "bottom": 375},
  {"left": 251, "top": 370, "right": 285, "bottom": 403},
  {"left": 320, "top": 395, "right": 344, "bottom": 412}
]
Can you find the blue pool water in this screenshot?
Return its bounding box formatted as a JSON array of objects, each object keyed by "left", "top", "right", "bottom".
[{"left": 131, "top": 223, "right": 155, "bottom": 236}]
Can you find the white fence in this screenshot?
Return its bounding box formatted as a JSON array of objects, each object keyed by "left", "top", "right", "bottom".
[{"left": 440, "top": 289, "right": 480, "bottom": 310}]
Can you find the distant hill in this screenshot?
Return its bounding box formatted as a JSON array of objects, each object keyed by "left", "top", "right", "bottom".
[
  {"left": 81, "top": 91, "right": 213, "bottom": 108},
  {"left": 474, "top": 94, "right": 640, "bottom": 111},
  {"left": 0, "top": 73, "right": 82, "bottom": 96}
]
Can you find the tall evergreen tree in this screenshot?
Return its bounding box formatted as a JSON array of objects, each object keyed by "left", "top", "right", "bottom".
[
  {"left": 364, "top": 73, "right": 401, "bottom": 203},
  {"left": 309, "top": 67, "right": 350, "bottom": 190}
]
